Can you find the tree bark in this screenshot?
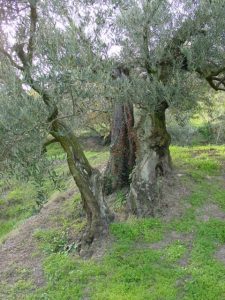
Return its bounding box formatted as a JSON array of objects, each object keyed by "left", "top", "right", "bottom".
[
  {"left": 128, "top": 101, "right": 172, "bottom": 217},
  {"left": 51, "top": 119, "right": 113, "bottom": 244},
  {"left": 104, "top": 102, "right": 136, "bottom": 194}
]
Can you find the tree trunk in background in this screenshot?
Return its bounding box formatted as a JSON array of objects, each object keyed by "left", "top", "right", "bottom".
[
  {"left": 104, "top": 102, "right": 136, "bottom": 194},
  {"left": 128, "top": 101, "right": 172, "bottom": 216},
  {"left": 51, "top": 119, "right": 113, "bottom": 244}
]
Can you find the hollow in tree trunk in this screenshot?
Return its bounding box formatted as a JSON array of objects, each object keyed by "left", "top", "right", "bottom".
[
  {"left": 104, "top": 102, "right": 136, "bottom": 194},
  {"left": 51, "top": 119, "right": 114, "bottom": 244},
  {"left": 128, "top": 101, "right": 172, "bottom": 216}
]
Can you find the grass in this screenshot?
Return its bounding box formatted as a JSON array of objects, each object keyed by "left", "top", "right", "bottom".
[
  {"left": 1, "top": 145, "right": 225, "bottom": 299},
  {"left": 0, "top": 182, "right": 37, "bottom": 241},
  {"left": 0, "top": 171, "right": 70, "bottom": 242},
  {"left": 0, "top": 143, "right": 109, "bottom": 243}
]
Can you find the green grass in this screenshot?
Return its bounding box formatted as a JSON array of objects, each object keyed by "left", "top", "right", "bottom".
[
  {"left": 0, "top": 171, "right": 70, "bottom": 241},
  {"left": 110, "top": 217, "right": 164, "bottom": 243},
  {"left": 0, "top": 141, "right": 72, "bottom": 241},
  {"left": 46, "top": 142, "right": 109, "bottom": 166},
  {"left": 183, "top": 219, "right": 225, "bottom": 300},
  {"left": 1, "top": 145, "right": 225, "bottom": 299},
  {"left": 30, "top": 218, "right": 184, "bottom": 300},
  {"left": 0, "top": 183, "right": 37, "bottom": 241},
  {"left": 85, "top": 150, "right": 109, "bottom": 165},
  {"left": 0, "top": 144, "right": 109, "bottom": 243}
]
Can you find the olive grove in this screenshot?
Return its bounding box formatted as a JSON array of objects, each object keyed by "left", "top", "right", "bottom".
[{"left": 0, "top": 0, "right": 225, "bottom": 246}]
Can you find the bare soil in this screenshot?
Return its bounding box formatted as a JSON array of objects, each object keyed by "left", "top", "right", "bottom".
[
  {"left": 215, "top": 245, "right": 225, "bottom": 264},
  {"left": 158, "top": 174, "right": 192, "bottom": 222},
  {"left": 196, "top": 203, "right": 225, "bottom": 222}
]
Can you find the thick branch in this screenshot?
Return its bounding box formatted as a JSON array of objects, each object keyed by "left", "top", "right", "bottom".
[
  {"left": 159, "top": 13, "right": 213, "bottom": 72},
  {"left": 12, "top": 1, "right": 37, "bottom": 69},
  {"left": 43, "top": 137, "right": 58, "bottom": 148},
  {"left": 0, "top": 47, "right": 24, "bottom": 71},
  {"left": 42, "top": 136, "right": 59, "bottom": 153},
  {"left": 143, "top": 24, "right": 156, "bottom": 75},
  {"left": 197, "top": 66, "right": 225, "bottom": 91},
  {"left": 25, "top": 76, "right": 59, "bottom": 122},
  {"left": 205, "top": 77, "right": 225, "bottom": 92},
  {"left": 27, "top": 1, "right": 37, "bottom": 65}
]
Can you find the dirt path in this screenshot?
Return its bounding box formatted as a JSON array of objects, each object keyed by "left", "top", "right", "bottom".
[{"left": 0, "top": 188, "right": 76, "bottom": 290}]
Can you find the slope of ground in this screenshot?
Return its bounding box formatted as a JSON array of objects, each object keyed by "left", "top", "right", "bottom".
[
  {"left": 0, "top": 145, "right": 225, "bottom": 300},
  {"left": 0, "top": 188, "right": 76, "bottom": 298}
]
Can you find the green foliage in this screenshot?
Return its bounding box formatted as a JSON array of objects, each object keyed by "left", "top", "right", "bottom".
[{"left": 167, "top": 90, "right": 225, "bottom": 146}]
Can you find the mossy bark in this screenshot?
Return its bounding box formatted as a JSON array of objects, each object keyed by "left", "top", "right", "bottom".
[
  {"left": 104, "top": 102, "right": 136, "bottom": 194},
  {"left": 51, "top": 119, "right": 113, "bottom": 244},
  {"left": 128, "top": 102, "right": 172, "bottom": 216}
]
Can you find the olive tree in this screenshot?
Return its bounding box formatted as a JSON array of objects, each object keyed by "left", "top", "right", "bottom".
[
  {"left": 0, "top": 0, "right": 114, "bottom": 244},
  {"left": 110, "top": 0, "right": 225, "bottom": 215}
]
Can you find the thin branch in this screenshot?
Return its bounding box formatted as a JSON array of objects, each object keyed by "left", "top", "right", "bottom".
[
  {"left": 143, "top": 24, "right": 156, "bottom": 75},
  {"left": 142, "top": 0, "right": 162, "bottom": 75},
  {"left": 197, "top": 65, "right": 225, "bottom": 91},
  {"left": 27, "top": 78, "right": 59, "bottom": 122},
  {"left": 43, "top": 137, "right": 59, "bottom": 152},
  {"left": 69, "top": 86, "right": 76, "bottom": 117},
  {"left": 52, "top": 113, "right": 75, "bottom": 122},
  {"left": 13, "top": 1, "right": 37, "bottom": 69},
  {"left": 86, "top": 126, "right": 104, "bottom": 137},
  {"left": 90, "top": 109, "right": 109, "bottom": 113},
  {"left": 0, "top": 123, "right": 41, "bottom": 162}
]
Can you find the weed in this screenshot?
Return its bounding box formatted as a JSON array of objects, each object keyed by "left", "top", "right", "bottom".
[
  {"left": 33, "top": 229, "right": 69, "bottom": 254},
  {"left": 114, "top": 190, "right": 127, "bottom": 210}
]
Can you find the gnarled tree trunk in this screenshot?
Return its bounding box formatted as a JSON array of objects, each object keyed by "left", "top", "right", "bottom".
[
  {"left": 104, "top": 102, "right": 136, "bottom": 194},
  {"left": 128, "top": 101, "right": 172, "bottom": 216},
  {"left": 51, "top": 119, "right": 113, "bottom": 244}
]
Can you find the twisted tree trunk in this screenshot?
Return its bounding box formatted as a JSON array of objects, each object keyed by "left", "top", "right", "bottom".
[
  {"left": 128, "top": 101, "right": 172, "bottom": 216},
  {"left": 51, "top": 119, "right": 113, "bottom": 244},
  {"left": 104, "top": 102, "right": 136, "bottom": 194}
]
